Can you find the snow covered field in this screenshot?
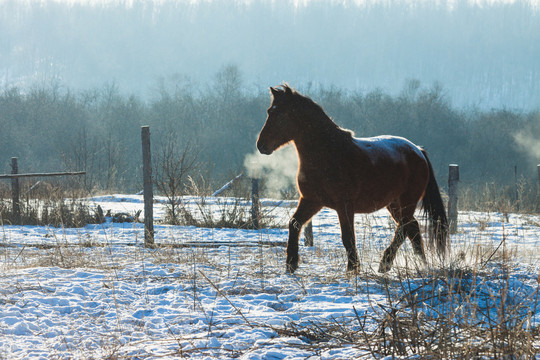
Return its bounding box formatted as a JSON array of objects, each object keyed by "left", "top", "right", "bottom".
[{"left": 0, "top": 195, "right": 538, "bottom": 359}]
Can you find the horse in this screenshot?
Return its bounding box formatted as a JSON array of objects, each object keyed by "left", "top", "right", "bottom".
[{"left": 256, "top": 84, "right": 448, "bottom": 274}]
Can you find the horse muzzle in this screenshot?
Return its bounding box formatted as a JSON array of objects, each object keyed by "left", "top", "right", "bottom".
[{"left": 257, "top": 141, "right": 273, "bottom": 155}]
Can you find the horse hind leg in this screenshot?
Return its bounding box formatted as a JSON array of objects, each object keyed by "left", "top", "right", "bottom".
[
  {"left": 404, "top": 218, "right": 427, "bottom": 262},
  {"left": 379, "top": 216, "right": 427, "bottom": 273},
  {"left": 379, "top": 202, "right": 425, "bottom": 273},
  {"left": 378, "top": 223, "right": 406, "bottom": 273}
]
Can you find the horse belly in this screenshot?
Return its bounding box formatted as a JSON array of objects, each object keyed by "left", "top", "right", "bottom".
[
  {"left": 352, "top": 157, "right": 422, "bottom": 213},
  {"left": 352, "top": 185, "right": 403, "bottom": 213}
]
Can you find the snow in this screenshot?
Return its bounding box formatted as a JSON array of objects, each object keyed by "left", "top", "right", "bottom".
[
  {"left": 0, "top": 195, "right": 538, "bottom": 359},
  {"left": 352, "top": 135, "right": 426, "bottom": 164}
]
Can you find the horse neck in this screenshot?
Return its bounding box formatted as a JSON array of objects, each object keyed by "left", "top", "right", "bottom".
[{"left": 291, "top": 108, "right": 349, "bottom": 162}]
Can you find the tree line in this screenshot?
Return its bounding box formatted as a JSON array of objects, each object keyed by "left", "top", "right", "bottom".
[{"left": 1, "top": 67, "right": 539, "bottom": 199}]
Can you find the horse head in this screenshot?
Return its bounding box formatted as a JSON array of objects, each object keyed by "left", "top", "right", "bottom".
[{"left": 257, "top": 85, "right": 297, "bottom": 155}]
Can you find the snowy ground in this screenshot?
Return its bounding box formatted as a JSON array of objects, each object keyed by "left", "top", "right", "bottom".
[{"left": 0, "top": 195, "right": 538, "bottom": 359}]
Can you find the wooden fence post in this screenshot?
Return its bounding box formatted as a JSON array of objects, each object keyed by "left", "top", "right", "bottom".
[
  {"left": 11, "top": 157, "right": 20, "bottom": 225},
  {"left": 514, "top": 165, "right": 520, "bottom": 211},
  {"left": 141, "top": 126, "right": 154, "bottom": 247},
  {"left": 448, "top": 164, "right": 459, "bottom": 234},
  {"left": 537, "top": 164, "right": 540, "bottom": 211},
  {"left": 251, "top": 178, "right": 260, "bottom": 229},
  {"left": 304, "top": 220, "right": 313, "bottom": 246}
]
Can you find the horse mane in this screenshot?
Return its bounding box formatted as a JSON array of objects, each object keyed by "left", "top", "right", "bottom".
[{"left": 274, "top": 84, "right": 354, "bottom": 140}]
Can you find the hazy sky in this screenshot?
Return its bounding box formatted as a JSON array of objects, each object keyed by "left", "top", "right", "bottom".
[
  {"left": 2, "top": 0, "right": 539, "bottom": 109},
  {"left": 7, "top": 0, "right": 540, "bottom": 6}
]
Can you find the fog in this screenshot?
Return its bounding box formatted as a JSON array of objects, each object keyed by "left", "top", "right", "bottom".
[
  {"left": 244, "top": 146, "right": 298, "bottom": 197},
  {"left": 1, "top": 0, "right": 539, "bottom": 110}
]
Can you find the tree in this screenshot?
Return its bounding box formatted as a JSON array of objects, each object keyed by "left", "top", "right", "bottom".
[{"left": 154, "top": 133, "right": 200, "bottom": 225}]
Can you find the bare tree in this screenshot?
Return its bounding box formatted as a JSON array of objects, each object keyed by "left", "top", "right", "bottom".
[
  {"left": 61, "top": 128, "right": 99, "bottom": 193},
  {"left": 154, "top": 134, "right": 200, "bottom": 225}
]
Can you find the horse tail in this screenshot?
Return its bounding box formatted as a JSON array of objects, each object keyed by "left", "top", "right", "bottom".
[{"left": 421, "top": 149, "right": 449, "bottom": 257}]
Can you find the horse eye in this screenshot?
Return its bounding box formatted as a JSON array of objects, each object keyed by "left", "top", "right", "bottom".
[{"left": 267, "top": 105, "right": 280, "bottom": 117}]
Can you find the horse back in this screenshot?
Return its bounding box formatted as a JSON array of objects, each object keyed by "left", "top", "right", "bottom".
[{"left": 352, "top": 135, "right": 425, "bottom": 165}]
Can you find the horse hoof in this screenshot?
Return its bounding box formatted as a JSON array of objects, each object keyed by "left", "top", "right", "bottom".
[
  {"left": 378, "top": 261, "right": 392, "bottom": 273},
  {"left": 346, "top": 264, "right": 359, "bottom": 275}
]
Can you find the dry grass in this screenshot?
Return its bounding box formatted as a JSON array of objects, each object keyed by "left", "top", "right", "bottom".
[
  {"left": 260, "top": 262, "right": 539, "bottom": 359},
  {"left": 0, "top": 226, "right": 538, "bottom": 359}
]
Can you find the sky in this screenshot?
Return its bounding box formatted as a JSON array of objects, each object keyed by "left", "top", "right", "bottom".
[{"left": 5, "top": 0, "right": 540, "bottom": 6}]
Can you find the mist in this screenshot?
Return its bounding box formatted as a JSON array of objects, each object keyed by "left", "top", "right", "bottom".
[
  {"left": 1, "top": 0, "right": 539, "bottom": 110},
  {"left": 514, "top": 131, "right": 540, "bottom": 160},
  {"left": 244, "top": 145, "right": 298, "bottom": 198}
]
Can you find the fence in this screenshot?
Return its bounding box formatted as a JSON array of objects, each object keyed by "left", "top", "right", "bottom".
[
  {"left": 141, "top": 126, "right": 154, "bottom": 247},
  {"left": 0, "top": 157, "right": 85, "bottom": 225},
  {"left": 6, "top": 126, "right": 537, "bottom": 248}
]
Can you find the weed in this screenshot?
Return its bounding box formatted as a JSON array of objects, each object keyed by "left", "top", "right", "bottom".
[{"left": 0, "top": 182, "right": 101, "bottom": 227}]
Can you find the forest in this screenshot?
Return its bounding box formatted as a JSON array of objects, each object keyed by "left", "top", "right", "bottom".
[{"left": 0, "top": 65, "right": 539, "bottom": 205}]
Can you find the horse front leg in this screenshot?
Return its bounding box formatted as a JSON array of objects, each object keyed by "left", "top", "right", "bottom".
[
  {"left": 286, "top": 198, "right": 321, "bottom": 274},
  {"left": 337, "top": 207, "right": 359, "bottom": 273}
]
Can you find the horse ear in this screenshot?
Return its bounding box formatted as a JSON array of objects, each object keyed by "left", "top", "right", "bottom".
[
  {"left": 270, "top": 87, "right": 279, "bottom": 96},
  {"left": 283, "top": 84, "right": 293, "bottom": 95}
]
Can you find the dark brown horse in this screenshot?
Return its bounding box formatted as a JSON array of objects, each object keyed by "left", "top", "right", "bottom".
[{"left": 256, "top": 84, "right": 448, "bottom": 273}]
